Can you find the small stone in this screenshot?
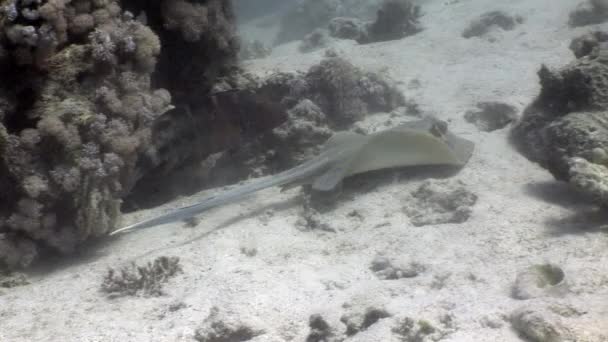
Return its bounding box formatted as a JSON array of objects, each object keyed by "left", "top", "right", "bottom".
[
  {"left": 464, "top": 102, "right": 518, "bottom": 132},
  {"left": 512, "top": 263, "right": 567, "bottom": 300}
]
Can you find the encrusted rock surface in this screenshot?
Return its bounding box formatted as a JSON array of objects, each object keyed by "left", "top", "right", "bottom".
[{"left": 511, "top": 37, "right": 608, "bottom": 208}]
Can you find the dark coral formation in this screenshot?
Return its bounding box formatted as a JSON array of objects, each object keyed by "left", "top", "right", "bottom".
[
  {"left": 306, "top": 314, "right": 338, "bottom": 342},
  {"left": 360, "top": 0, "right": 421, "bottom": 44},
  {"left": 0, "top": 0, "right": 168, "bottom": 269},
  {"left": 569, "top": 0, "right": 608, "bottom": 27},
  {"left": 328, "top": 17, "right": 367, "bottom": 41},
  {"left": 301, "top": 57, "right": 406, "bottom": 126},
  {"left": 569, "top": 31, "right": 608, "bottom": 59},
  {"left": 277, "top": 0, "right": 421, "bottom": 46},
  {"left": 511, "top": 35, "right": 608, "bottom": 207},
  {"left": 0, "top": 0, "right": 282, "bottom": 269},
  {"left": 203, "top": 57, "right": 407, "bottom": 185},
  {"left": 462, "top": 11, "right": 522, "bottom": 39},
  {"left": 277, "top": 0, "right": 423, "bottom": 45},
  {"left": 464, "top": 101, "right": 518, "bottom": 132},
  {"left": 101, "top": 256, "right": 182, "bottom": 297},
  {"left": 341, "top": 307, "right": 391, "bottom": 336}
]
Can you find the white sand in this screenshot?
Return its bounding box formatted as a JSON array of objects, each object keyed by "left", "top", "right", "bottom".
[{"left": 1, "top": 0, "right": 607, "bottom": 341}]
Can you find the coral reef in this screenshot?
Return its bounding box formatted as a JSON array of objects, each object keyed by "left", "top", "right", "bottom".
[
  {"left": 0, "top": 0, "right": 168, "bottom": 269},
  {"left": 125, "top": 86, "right": 288, "bottom": 209},
  {"left": 462, "top": 11, "right": 522, "bottom": 39},
  {"left": 204, "top": 57, "right": 406, "bottom": 185},
  {"left": 569, "top": 0, "right": 608, "bottom": 27},
  {"left": 101, "top": 256, "right": 182, "bottom": 298},
  {"left": 0, "top": 0, "right": 279, "bottom": 269},
  {"left": 511, "top": 38, "right": 608, "bottom": 208},
  {"left": 302, "top": 57, "right": 406, "bottom": 126}
]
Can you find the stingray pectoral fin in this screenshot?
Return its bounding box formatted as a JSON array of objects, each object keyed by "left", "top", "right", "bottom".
[
  {"left": 321, "top": 131, "right": 364, "bottom": 151},
  {"left": 312, "top": 158, "right": 355, "bottom": 191},
  {"left": 385, "top": 116, "right": 474, "bottom": 166},
  {"left": 444, "top": 131, "right": 475, "bottom": 165},
  {"left": 347, "top": 125, "right": 475, "bottom": 175}
]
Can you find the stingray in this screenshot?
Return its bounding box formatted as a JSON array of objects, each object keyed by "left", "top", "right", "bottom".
[{"left": 110, "top": 116, "right": 474, "bottom": 235}]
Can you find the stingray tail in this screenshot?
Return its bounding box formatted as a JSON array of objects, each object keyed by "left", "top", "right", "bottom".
[{"left": 110, "top": 155, "right": 331, "bottom": 235}]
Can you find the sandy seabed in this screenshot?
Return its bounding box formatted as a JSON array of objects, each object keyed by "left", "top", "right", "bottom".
[{"left": 1, "top": 0, "right": 607, "bottom": 341}]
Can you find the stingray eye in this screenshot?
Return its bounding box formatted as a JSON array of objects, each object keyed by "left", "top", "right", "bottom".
[{"left": 430, "top": 120, "right": 448, "bottom": 137}]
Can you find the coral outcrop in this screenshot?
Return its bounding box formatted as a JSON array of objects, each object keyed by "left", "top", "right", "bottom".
[
  {"left": 274, "top": 0, "right": 391, "bottom": 45},
  {"left": 256, "top": 55, "right": 405, "bottom": 133},
  {"left": 0, "top": 0, "right": 281, "bottom": 269},
  {"left": 464, "top": 101, "right": 518, "bottom": 132},
  {"left": 277, "top": 0, "right": 421, "bottom": 46},
  {"left": 0, "top": 0, "right": 169, "bottom": 269},
  {"left": 462, "top": 11, "right": 522, "bottom": 39},
  {"left": 511, "top": 34, "right": 608, "bottom": 208},
  {"left": 359, "top": 0, "right": 421, "bottom": 44},
  {"left": 569, "top": 0, "right": 608, "bottom": 27},
  {"left": 328, "top": 17, "right": 368, "bottom": 41},
  {"left": 203, "top": 56, "right": 407, "bottom": 184},
  {"left": 569, "top": 31, "right": 608, "bottom": 58}
]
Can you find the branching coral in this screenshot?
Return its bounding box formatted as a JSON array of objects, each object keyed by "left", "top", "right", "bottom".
[{"left": 201, "top": 57, "right": 407, "bottom": 188}]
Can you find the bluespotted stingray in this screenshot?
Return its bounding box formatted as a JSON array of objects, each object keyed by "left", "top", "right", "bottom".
[{"left": 111, "top": 116, "right": 474, "bottom": 235}]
